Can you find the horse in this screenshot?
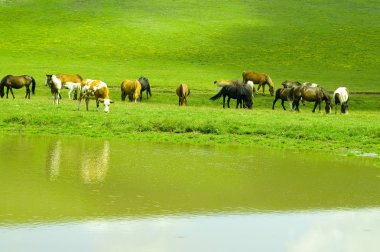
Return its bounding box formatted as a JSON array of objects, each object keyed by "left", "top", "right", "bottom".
[
  {"left": 46, "top": 74, "right": 82, "bottom": 100},
  {"left": 77, "top": 79, "right": 113, "bottom": 113},
  {"left": 45, "top": 74, "right": 63, "bottom": 104},
  {"left": 120, "top": 80, "right": 142, "bottom": 102},
  {"left": 176, "top": 83, "right": 190, "bottom": 106},
  {"left": 281, "top": 80, "right": 302, "bottom": 88},
  {"left": 138, "top": 76, "right": 152, "bottom": 100},
  {"left": 210, "top": 83, "right": 253, "bottom": 109},
  {"left": 0, "top": 75, "right": 36, "bottom": 99},
  {"left": 63, "top": 82, "right": 81, "bottom": 100},
  {"left": 333, "top": 87, "right": 349, "bottom": 114},
  {"left": 242, "top": 70, "right": 274, "bottom": 96},
  {"left": 290, "top": 86, "right": 331, "bottom": 114},
  {"left": 272, "top": 87, "right": 292, "bottom": 110}
]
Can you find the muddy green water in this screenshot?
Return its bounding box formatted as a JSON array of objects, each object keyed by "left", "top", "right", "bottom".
[{"left": 0, "top": 136, "right": 379, "bottom": 251}]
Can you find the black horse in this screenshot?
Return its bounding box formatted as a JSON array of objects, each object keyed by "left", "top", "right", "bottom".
[
  {"left": 210, "top": 83, "right": 253, "bottom": 109},
  {"left": 138, "top": 76, "right": 152, "bottom": 101}
]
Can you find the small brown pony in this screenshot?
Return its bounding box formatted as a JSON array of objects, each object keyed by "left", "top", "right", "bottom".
[
  {"left": 121, "top": 80, "right": 142, "bottom": 102},
  {"left": 0, "top": 75, "right": 36, "bottom": 99},
  {"left": 242, "top": 71, "right": 274, "bottom": 96},
  {"left": 176, "top": 83, "right": 190, "bottom": 106},
  {"left": 290, "top": 86, "right": 331, "bottom": 113}
]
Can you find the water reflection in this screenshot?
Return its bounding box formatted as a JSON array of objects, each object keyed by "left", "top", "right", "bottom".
[
  {"left": 1, "top": 208, "right": 379, "bottom": 252},
  {"left": 45, "top": 140, "right": 110, "bottom": 184},
  {"left": 80, "top": 141, "right": 110, "bottom": 184},
  {"left": 46, "top": 140, "right": 62, "bottom": 181}
]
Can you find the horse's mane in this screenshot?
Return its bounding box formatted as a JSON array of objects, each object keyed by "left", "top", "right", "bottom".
[{"left": 320, "top": 88, "right": 331, "bottom": 101}]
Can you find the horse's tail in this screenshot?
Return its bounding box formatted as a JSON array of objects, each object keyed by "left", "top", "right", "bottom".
[
  {"left": 31, "top": 76, "right": 36, "bottom": 95},
  {"left": 147, "top": 84, "right": 152, "bottom": 97},
  {"left": 210, "top": 87, "right": 224, "bottom": 101}
]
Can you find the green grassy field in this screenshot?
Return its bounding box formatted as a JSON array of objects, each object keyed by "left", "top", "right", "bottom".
[{"left": 0, "top": 0, "right": 379, "bottom": 156}]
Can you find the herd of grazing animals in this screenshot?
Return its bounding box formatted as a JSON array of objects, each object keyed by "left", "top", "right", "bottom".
[{"left": 0, "top": 70, "right": 349, "bottom": 114}]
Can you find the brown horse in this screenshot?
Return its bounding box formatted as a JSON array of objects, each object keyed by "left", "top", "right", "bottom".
[
  {"left": 242, "top": 71, "right": 274, "bottom": 96},
  {"left": 46, "top": 74, "right": 83, "bottom": 100},
  {"left": 176, "top": 83, "right": 190, "bottom": 106},
  {"left": 290, "top": 86, "right": 331, "bottom": 113},
  {"left": 121, "top": 80, "right": 142, "bottom": 102},
  {"left": 272, "top": 87, "right": 292, "bottom": 110},
  {"left": 0, "top": 75, "right": 36, "bottom": 99}
]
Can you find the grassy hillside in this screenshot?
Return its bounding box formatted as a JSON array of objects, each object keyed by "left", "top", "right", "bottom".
[{"left": 0, "top": 0, "right": 379, "bottom": 91}]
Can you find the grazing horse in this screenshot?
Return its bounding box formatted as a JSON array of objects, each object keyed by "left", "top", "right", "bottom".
[
  {"left": 210, "top": 83, "right": 253, "bottom": 109},
  {"left": 77, "top": 79, "right": 113, "bottom": 113},
  {"left": 120, "top": 80, "right": 142, "bottom": 102},
  {"left": 46, "top": 74, "right": 83, "bottom": 100},
  {"left": 176, "top": 83, "right": 190, "bottom": 106},
  {"left": 0, "top": 75, "right": 36, "bottom": 99},
  {"left": 281, "top": 80, "right": 302, "bottom": 88},
  {"left": 272, "top": 87, "right": 292, "bottom": 110},
  {"left": 290, "top": 86, "right": 331, "bottom": 114},
  {"left": 242, "top": 71, "right": 274, "bottom": 96},
  {"left": 333, "top": 87, "right": 349, "bottom": 114},
  {"left": 45, "top": 74, "right": 63, "bottom": 104},
  {"left": 138, "top": 76, "right": 152, "bottom": 100}
]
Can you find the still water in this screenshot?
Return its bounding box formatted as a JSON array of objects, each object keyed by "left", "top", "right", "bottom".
[{"left": 0, "top": 136, "right": 379, "bottom": 251}]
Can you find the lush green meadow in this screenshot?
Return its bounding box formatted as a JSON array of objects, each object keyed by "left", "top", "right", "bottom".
[{"left": 0, "top": 0, "right": 379, "bottom": 156}]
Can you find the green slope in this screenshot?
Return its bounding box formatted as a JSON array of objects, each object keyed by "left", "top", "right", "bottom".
[{"left": 0, "top": 0, "right": 379, "bottom": 91}]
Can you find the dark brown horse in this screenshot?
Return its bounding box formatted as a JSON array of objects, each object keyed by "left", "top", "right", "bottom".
[
  {"left": 242, "top": 71, "right": 274, "bottom": 96},
  {"left": 0, "top": 75, "right": 36, "bottom": 99},
  {"left": 272, "top": 87, "right": 292, "bottom": 110},
  {"left": 176, "top": 83, "right": 190, "bottom": 106},
  {"left": 290, "top": 86, "right": 331, "bottom": 113},
  {"left": 210, "top": 83, "right": 253, "bottom": 109}
]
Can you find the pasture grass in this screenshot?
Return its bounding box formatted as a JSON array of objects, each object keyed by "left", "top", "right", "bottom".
[
  {"left": 0, "top": 0, "right": 379, "bottom": 157},
  {"left": 0, "top": 0, "right": 379, "bottom": 92}
]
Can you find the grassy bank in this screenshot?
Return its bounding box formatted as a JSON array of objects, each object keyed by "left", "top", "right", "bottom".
[{"left": 0, "top": 86, "right": 379, "bottom": 156}]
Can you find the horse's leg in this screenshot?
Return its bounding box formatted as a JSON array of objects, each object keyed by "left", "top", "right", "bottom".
[
  {"left": 25, "top": 86, "right": 30, "bottom": 99},
  {"left": 9, "top": 87, "right": 15, "bottom": 99},
  {"left": 86, "top": 98, "right": 90, "bottom": 111},
  {"left": 312, "top": 101, "right": 318, "bottom": 113},
  {"left": 236, "top": 98, "right": 240, "bottom": 109},
  {"left": 6, "top": 87, "right": 10, "bottom": 98},
  {"left": 272, "top": 97, "right": 278, "bottom": 110},
  {"left": 96, "top": 99, "right": 100, "bottom": 111},
  {"left": 227, "top": 97, "right": 231, "bottom": 108},
  {"left": 68, "top": 89, "right": 72, "bottom": 100},
  {"left": 281, "top": 99, "right": 286, "bottom": 110},
  {"left": 262, "top": 84, "right": 266, "bottom": 95},
  {"left": 222, "top": 95, "right": 226, "bottom": 108}
]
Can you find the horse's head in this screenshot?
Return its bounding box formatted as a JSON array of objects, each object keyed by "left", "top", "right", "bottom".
[
  {"left": 341, "top": 103, "right": 348, "bottom": 114},
  {"left": 269, "top": 85, "right": 274, "bottom": 96},
  {"left": 45, "top": 74, "right": 53, "bottom": 86}
]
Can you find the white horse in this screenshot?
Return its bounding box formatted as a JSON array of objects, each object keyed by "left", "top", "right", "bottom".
[
  {"left": 333, "top": 87, "right": 349, "bottom": 114},
  {"left": 64, "top": 82, "right": 81, "bottom": 100},
  {"left": 45, "top": 74, "right": 62, "bottom": 105}
]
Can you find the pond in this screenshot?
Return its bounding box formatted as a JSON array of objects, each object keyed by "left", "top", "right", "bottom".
[{"left": 0, "top": 136, "right": 379, "bottom": 251}]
